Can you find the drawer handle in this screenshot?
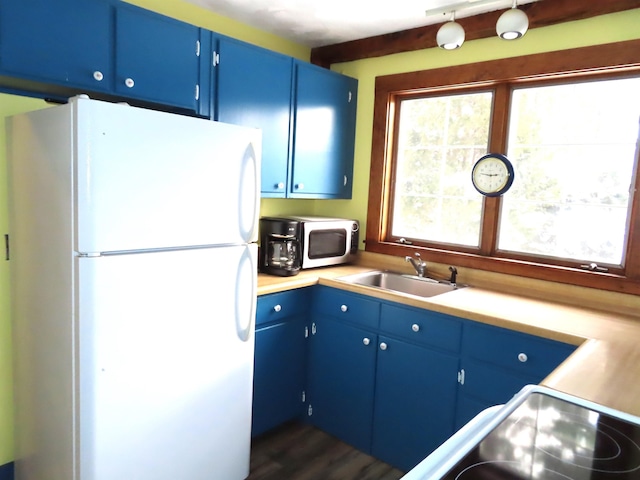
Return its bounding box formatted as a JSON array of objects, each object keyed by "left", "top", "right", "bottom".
[
  {"left": 411, "top": 323, "right": 420, "bottom": 332},
  {"left": 93, "top": 70, "right": 104, "bottom": 81},
  {"left": 340, "top": 304, "right": 348, "bottom": 313},
  {"left": 379, "top": 342, "right": 388, "bottom": 351},
  {"left": 518, "top": 352, "right": 528, "bottom": 363},
  {"left": 363, "top": 337, "right": 370, "bottom": 346},
  {"left": 273, "top": 304, "right": 282, "bottom": 313}
]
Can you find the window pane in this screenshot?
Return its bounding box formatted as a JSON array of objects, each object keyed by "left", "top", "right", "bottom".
[
  {"left": 498, "top": 77, "right": 640, "bottom": 265},
  {"left": 391, "top": 92, "right": 492, "bottom": 247}
]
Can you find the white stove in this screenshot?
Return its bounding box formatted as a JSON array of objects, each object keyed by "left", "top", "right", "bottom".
[{"left": 402, "top": 385, "right": 640, "bottom": 479}]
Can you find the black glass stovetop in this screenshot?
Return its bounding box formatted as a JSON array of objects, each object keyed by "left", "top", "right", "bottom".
[{"left": 442, "top": 392, "right": 640, "bottom": 479}]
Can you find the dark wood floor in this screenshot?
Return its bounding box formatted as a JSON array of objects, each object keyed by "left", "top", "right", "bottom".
[{"left": 248, "top": 422, "right": 406, "bottom": 480}]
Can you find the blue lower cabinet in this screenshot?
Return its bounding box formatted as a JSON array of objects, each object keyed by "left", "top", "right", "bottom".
[
  {"left": 371, "top": 336, "right": 460, "bottom": 471},
  {"left": 307, "top": 317, "right": 377, "bottom": 453},
  {"left": 252, "top": 289, "right": 310, "bottom": 437},
  {"left": 0, "top": 462, "right": 13, "bottom": 480},
  {"left": 252, "top": 318, "right": 307, "bottom": 437},
  {"left": 456, "top": 321, "right": 577, "bottom": 429}
]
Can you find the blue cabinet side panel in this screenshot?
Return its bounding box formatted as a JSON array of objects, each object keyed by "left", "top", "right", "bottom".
[{"left": 0, "top": 462, "right": 13, "bottom": 480}]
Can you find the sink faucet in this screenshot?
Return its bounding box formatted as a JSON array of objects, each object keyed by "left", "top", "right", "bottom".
[
  {"left": 405, "top": 253, "right": 426, "bottom": 277},
  {"left": 448, "top": 266, "right": 458, "bottom": 286}
]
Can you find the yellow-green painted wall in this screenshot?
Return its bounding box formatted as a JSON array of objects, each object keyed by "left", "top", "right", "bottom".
[
  {"left": 313, "top": 9, "right": 640, "bottom": 235},
  {"left": 0, "top": 3, "right": 639, "bottom": 467}
]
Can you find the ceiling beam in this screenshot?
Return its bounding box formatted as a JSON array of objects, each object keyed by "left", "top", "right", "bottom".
[{"left": 310, "top": 0, "right": 640, "bottom": 67}]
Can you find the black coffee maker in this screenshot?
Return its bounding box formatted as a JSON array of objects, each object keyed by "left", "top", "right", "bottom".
[{"left": 259, "top": 217, "right": 302, "bottom": 276}]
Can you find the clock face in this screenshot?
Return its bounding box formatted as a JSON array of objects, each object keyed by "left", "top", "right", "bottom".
[{"left": 471, "top": 154, "right": 514, "bottom": 196}]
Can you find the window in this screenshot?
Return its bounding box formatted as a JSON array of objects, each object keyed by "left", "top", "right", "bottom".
[
  {"left": 392, "top": 91, "right": 491, "bottom": 248},
  {"left": 498, "top": 78, "right": 640, "bottom": 267},
  {"left": 367, "top": 39, "right": 640, "bottom": 294}
]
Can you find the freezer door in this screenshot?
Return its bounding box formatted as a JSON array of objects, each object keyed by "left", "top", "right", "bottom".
[
  {"left": 74, "top": 98, "right": 261, "bottom": 252},
  {"left": 77, "top": 245, "right": 256, "bottom": 480}
]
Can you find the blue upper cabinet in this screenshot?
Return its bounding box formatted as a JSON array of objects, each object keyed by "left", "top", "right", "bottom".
[
  {"left": 0, "top": 2, "right": 358, "bottom": 193},
  {"left": 114, "top": 3, "right": 201, "bottom": 112},
  {"left": 291, "top": 62, "right": 358, "bottom": 199},
  {"left": 215, "top": 38, "right": 294, "bottom": 197},
  {"left": 0, "top": 0, "right": 113, "bottom": 94}
]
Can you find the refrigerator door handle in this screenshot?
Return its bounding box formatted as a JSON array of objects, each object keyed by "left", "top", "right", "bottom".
[
  {"left": 235, "top": 245, "right": 257, "bottom": 342},
  {"left": 239, "top": 142, "right": 260, "bottom": 243}
]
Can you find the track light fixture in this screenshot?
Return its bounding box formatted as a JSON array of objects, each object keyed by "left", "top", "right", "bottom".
[
  {"left": 437, "top": 12, "right": 465, "bottom": 50},
  {"left": 496, "top": 0, "right": 529, "bottom": 40}
]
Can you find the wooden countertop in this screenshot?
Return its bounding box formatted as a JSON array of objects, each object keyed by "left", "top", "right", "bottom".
[{"left": 258, "top": 264, "right": 640, "bottom": 418}]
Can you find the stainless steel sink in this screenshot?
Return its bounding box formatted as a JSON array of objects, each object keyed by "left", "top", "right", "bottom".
[{"left": 338, "top": 270, "right": 462, "bottom": 298}]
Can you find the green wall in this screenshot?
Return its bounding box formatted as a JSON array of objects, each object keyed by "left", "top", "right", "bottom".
[{"left": 0, "top": 2, "right": 639, "bottom": 467}]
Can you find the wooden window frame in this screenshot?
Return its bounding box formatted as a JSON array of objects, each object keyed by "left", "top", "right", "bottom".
[{"left": 366, "top": 39, "right": 640, "bottom": 295}]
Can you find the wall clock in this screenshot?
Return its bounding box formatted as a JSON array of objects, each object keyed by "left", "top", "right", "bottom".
[{"left": 471, "top": 153, "right": 515, "bottom": 197}]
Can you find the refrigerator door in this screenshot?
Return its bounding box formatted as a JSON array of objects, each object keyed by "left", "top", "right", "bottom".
[
  {"left": 77, "top": 245, "right": 256, "bottom": 480},
  {"left": 74, "top": 97, "right": 261, "bottom": 253}
]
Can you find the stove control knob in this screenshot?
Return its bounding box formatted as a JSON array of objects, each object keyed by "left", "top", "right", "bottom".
[{"left": 518, "top": 352, "right": 528, "bottom": 363}]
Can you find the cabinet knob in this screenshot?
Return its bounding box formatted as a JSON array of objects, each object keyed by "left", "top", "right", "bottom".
[
  {"left": 273, "top": 304, "right": 282, "bottom": 313},
  {"left": 411, "top": 323, "right": 420, "bottom": 332},
  {"left": 340, "top": 304, "right": 348, "bottom": 313},
  {"left": 276, "top": 182, "right": 285, "bottom": 189},
  {"left": 379, "top": 342, "right": 388, "bottom": 351},
  {"left": 362, "top": 338, "right": 370, "bottom": 346},
  {"left": 518, "top": 352, "right": 528, "bottom": 363},
  {"left": 93, "top": 71, "right": 104, "bottom": 81},
  {"left": 295, "top": 183, "right": 304, "bottom": 190},
  {"left": 124, "top": 77, "right": 135, "bottom": 88}
]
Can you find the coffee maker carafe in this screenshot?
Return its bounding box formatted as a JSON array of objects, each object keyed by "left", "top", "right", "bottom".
[{"left": 259, "top": 217, "right": 301, "bottom": 276}]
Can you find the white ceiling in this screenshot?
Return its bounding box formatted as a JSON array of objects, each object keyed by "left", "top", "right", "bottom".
[{"left": 182, "top": 0, "right": 538, "bottom": 48}]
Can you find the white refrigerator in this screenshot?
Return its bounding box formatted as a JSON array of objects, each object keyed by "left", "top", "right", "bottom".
[{"left": 7, "top": 96, "right": 261, "bottom": 480}]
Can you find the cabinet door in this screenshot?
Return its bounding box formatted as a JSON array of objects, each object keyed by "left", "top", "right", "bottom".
[
  {"left": 291, "top": 62, "right": 357, "bottom": 198},
  {"left": 0, "top": 0, "right": 112, "bottom": 92},
  {"left": 217, "top": 38, "right": 293, "bottom": 198},
  {"left": 372, "top": 336, "right": 459, "bottom": 472},
  {"left": 252, "top": 318, "right": 307, "bottom": 437},
  {"left": 307, "top": 317, "right": 377, "bottom": 453},
  {"left": 456, "top": 321, "right": 577, "bottom": 430},
  {"left": 115, "top": 3, "right": 200, "bottom": 111}
]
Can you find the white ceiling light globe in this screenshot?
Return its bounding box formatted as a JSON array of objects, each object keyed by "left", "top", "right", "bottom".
[
  {"left": 496, "top": 7, "right": 529, "bottom": 40},
  {"left": 437, "top": 21, "right": 465, "bottom": 50}
]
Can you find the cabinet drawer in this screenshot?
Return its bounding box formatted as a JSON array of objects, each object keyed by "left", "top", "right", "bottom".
[
  {"left": 462, "top": 322, "right": 576, "bottom": 378},
  {"left": 257, "top": 288, "right": 310, "bottom": 326},
  {"left": 380, "top": 304, "right": 462, "bottom": 353},
  {"left": 312, "top": 286, "right": 380, "bottom": 329}
]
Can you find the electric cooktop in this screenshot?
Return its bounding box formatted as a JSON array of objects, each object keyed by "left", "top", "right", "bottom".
[
  {"left": 402, "top": 385, "right": 640, "bottom": 480},
  {"left": 442, "top": 391, "right": 640, "bottom": 479}
]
